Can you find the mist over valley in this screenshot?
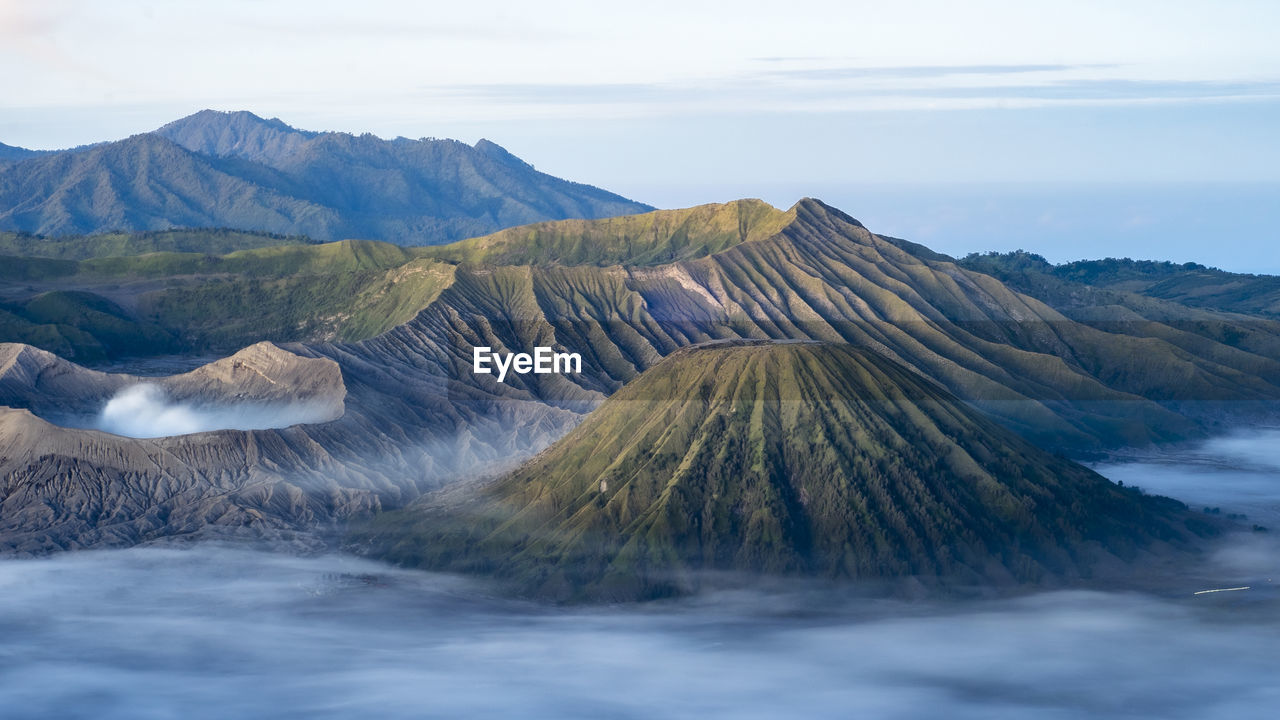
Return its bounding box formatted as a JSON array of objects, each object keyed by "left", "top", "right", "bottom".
[
  {"left": 2, "top": 94, "right": 1279, "bottom": 718},
  {"left": 3, "top": 422, "right": 1277, "bottom": 720}
]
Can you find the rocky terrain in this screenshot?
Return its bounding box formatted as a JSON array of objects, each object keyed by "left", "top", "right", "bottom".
[
  {"left": 0, "top": 341, "right": 579, "bottom": 552},
  {"left": 0, "top": 198, "right": 1277, "bottom": 560},
  {"left": 357, "top": 341, "right": 1208, "bottom": 601}
]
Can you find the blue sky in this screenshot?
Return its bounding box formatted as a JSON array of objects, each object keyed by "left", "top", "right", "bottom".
[{"left": 2, "top": 0, "right": 1278, "bottom": 270}]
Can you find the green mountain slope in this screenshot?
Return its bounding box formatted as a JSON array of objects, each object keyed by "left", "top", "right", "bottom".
[
  {"left": 0, "top": 238, "right": 452, "bottom": 358},
  {"left": 360, "top": 341, "right": 1202, "bottom": 601},
  {"left": 421, "top": 198, "right": 793, "bottom": 266},
  {"left": 0, "top": 199, "right": 1272, "bottom": 555},
  {"left": 0, "top": 228, "right": 315, "bottom": 260},
  {"left": 0, "top": 291, "right": 177, "bottom": 363},
  {"left": 956, "top": 252, "right": 1280, "bottom": 402},
  {"left": 962, "top": 252, "right": 1280, "bottom": 319},
  {"left": 2, "top": 198, "right": 1277, "bottom": 448},
  {"left": 384, "top": 199, "right": 1280, "bottom": 450}
]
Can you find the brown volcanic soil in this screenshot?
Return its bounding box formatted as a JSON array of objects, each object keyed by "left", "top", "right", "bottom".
[{"left": 0, "top": 341, "right": 582, "bottom": 553}]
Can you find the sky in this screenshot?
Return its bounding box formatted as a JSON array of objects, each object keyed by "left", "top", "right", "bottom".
[{"left": 2, "top": 0, "right": 1278, "bottom": 269}]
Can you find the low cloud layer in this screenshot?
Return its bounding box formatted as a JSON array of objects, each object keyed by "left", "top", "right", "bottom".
[
  {"left": 0, "top": 427, "right": 1276, "bottom": 717},
  {"left": 1093, "top": 427, "right": 1280, "bottom": 528},
  {"left": 0, "top": 545, "right": 1276, "bottom": 719},
  {"left": 95, "top": 383, "right": 333, "bottom": 438}
]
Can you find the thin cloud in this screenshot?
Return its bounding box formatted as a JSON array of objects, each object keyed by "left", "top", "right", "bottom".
[
  {"left": 415, "top": 72, "right": 1280, "bottom": 117},
  {"left": 762, "top": 63, "right": 1097, "bottom": 80},
  {"left": 229, "top": 16, "right": 574, "bottom": 43},
  {"left": 750, "top": 56, "right": 836, "bottom": 63},
  {"left": 0, "top": 0, "right": 68, "bottom": 39}
]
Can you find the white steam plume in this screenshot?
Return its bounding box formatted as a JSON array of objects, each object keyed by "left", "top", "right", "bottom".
[{"left": 95, "top": 383, "right": 332, "bottom": 438}]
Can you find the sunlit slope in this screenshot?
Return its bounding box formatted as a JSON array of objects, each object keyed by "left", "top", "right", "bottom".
[
  {"left": 374, "top": 199, "right": 1280, "bottom": 449},
  {"left": 0, "top": 238, "right": 456, "bottom": 357},
  {"left": 421, "top": 199, "right": 793, "bottom": 266},
  {"left": 134, "top": 244, "right": 458, "bottom": 346},
  {"left": 6, "top": 199, "right": 1275, "bottom": 447},
  {"left": 363, "top": 342, "right": 1201, "bottom": 601}
]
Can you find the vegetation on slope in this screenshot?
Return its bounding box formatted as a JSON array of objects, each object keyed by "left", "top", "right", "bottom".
[
  {"left": 0, "top": 238, "right": 452, "bottom": 358},
  {"left": 0, "top": 228, "right": 316, "bottom": 260},
  {"left": 1, "top": 198, "right": 1277, "bottom": 454},
  {"left": 359, "top": 341, "right": 1203, "bottom": 601},
  {"left": 962, "top": 251, "right": 1280, "bottom": 318},
  {"left": 0, "top": 197, "right": 1273, "bottom": 561},
  {"left": 401, "top": 199, "right": 1280, "bottom": 450},
  {"left": 421, "top": 199, "right": 793, "bottom": 266},
  {"left": 141, "top": 258, "right": 455, "bottom": 348},
  {"left": 955, "top": 252, "right": 1280, "bottom": 393},
  {"left": 0, "top": 110, "right": 652, "bottom": 244},
  {"left": 0, "top": 291, "right": 177, "bottom": 362}
]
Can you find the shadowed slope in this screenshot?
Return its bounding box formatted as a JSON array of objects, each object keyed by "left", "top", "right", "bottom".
[
  {"left": 0, "top": 111, "right": 652, "bottom": 244},
  {"left": 0, "top": 134, "right": 339, "bottom": 238},
  {"left": 0, "top": 339, "right": 583, "bottom": 553}
]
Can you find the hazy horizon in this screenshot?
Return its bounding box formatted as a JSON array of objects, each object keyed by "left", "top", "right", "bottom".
[{"left": 4, "top": 2, "right": 1279, "bottom": 272}]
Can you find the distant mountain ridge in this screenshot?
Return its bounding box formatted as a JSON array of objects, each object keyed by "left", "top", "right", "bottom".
[
  {"left": 960, "top": 251, "right": 1280, "bottom": 319},
  {"left": 155, "top": 110, "right": 321, "bottom": 164},
  {"left": 0, "top": 142, "right": 47, "bottom": 162},
  {"left": 0, "top": 110, "right": 652, "bottom": 244}
]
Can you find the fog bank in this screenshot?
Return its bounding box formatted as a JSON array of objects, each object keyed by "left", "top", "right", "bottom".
[
  {"left": 0, "top": 427, "right": 1274, "bottom": 718},
  {"left": 0, "top": 546, "right": 1277, "bottom": 720},
  {"left": 1093, "top": 427, "right": 1280, "bottom": 528},
  {"left": 93, "top": 383, "right": 334, "bottom": 438}
]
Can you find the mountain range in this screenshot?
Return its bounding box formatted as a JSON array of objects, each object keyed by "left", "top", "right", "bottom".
[
  {"left": 0, "top": 110, "right": 651, "bottom": 244},
  {"left": 0, "top": 197, "right": 1274, "bottom": 567}
]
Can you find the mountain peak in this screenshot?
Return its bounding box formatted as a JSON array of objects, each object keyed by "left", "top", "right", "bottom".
[
  {"left": 159, "top": 109, "right": 306, "bottom": 134},
  {"left": 473, "top": 138, "right": 531, "bottom": 168},
  {"left": 789, "top": 197, "right": 867, "bottom": 229},
  {"left": 155, "top": 109, "right": 319, "bottom": 164},
  {"left": 473, "top": 137, "right": 508, "bottom": 153},
  {"left": 1, "top": 111, "right": 653, "bottom": 243},
  {"left": 363, "top": 340, "right": 1201, "bottom": 601}
]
